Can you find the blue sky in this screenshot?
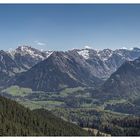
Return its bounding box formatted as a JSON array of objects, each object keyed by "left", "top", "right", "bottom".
[{"left": 0, "top": 4, "right": 140, "bottom": 51}]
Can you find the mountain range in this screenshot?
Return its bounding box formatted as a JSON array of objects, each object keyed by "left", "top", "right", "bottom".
[
  {"left": 1, "top": 45, "right": 140, "bottom": 136},
  {"left": 76, "top": 47, "right": 140, "bottom": 79},
  {"left": 1, "top": 46, "right": 140, "bottom": 91},
  {"left": 10, "top": 51, "right": 102, "bottom": 91}
]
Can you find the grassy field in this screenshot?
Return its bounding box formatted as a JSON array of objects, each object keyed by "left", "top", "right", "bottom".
[
  {"left": 18, "top": 100, "right": 43, "bottom": 110},
  {"left": 99, "top": 99, "right": 128, "bottom": 110},
  {"left": 2, "top": 85, "right": 32, "bottom": 97},
  {"left": 59, "top": 87, "right": 86, "bottom": 97},
  {"left": 18, "top": 100, "right": 65, "bottom": 110}
]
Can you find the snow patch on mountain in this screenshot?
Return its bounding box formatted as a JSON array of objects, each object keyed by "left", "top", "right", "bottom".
[
  {"left": 16, "top": 46, "right": 45, "bottom": 59},
  {"left": 44, "top": 51, "right": 53, "bottom": 58},
  {"left": 8, "top": 46, "right": 53, "bottom": 61},
  {"left": 77, "top": 49, "right": 90, "bottom": 59},
  {"left": 97, "top": 49, "right": 113, "bottom": 61}
]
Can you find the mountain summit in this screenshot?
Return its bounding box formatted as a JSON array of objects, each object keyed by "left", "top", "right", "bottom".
[
  {"left": 10, "top": 51, "right": 102, "bottom": 91},
  {"left": 8, "top": 45, "right": 53, "bottom": 70},
  {"left": 102, "top": 57, "right": 140, "bottom": 98}
]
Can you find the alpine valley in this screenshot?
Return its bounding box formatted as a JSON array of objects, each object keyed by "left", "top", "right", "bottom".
[{"left": 1, "top": 45, "right": 140, "bottom": 136}]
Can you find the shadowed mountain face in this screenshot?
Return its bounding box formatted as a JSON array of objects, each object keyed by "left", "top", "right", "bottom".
[
  {"left": 100, "top": 57, "right": 140, "bottom": 98},
  {"left": 0, "top": 50, "right": 21, "bottom": 86},
  {"left": 10, "top": 51, "right": 103, "bottom": 91},
  {"left": 0, "top": 50, "right": 20, "bottom": 74}
]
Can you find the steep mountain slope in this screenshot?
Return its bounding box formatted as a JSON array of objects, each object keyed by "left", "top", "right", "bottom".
[
  {"left": 0, "top": 50, "right": 22, "bottom": 86},
  {"left": 0, "top": 95, "right": 89, "bottom": 136},
  {"left": 87, "top": 56, "right": 140, "bottom": 115},
  {"left": 10, "top": 51, "right": 103, "bottom": 92},
  {"left": 102, "top": 57, "right": 140, "bottom": 98},
  {"left": 76, "top": 47, "right": 140, "bottom": 79},
  {"left": 0, "top": 46, "right": 53, "bottom": 87}
]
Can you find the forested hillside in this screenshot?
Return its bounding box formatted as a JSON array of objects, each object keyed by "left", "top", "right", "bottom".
[
  {"left": 52, "top": 108, "right": 140, "bottom": 136},
  {"left": 0, "top": 95, "right": 89, "bottom": 136}
]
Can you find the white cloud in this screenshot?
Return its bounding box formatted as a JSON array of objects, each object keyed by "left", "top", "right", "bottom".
[
  {"left": 34, "top": 41, "right": 46, "bottom": 46},
  {"left": 121, "top": 47, "right": 128, "bottom": 50},
  {"left": 37, "top": 42, "right": 46, "bottom": 46},
  {"left": 84, "top": 46, "right": 92, "bottom": 49}
]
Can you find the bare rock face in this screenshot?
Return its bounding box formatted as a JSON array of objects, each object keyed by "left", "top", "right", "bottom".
[{"left": 76, "top": 47, "right": 140, "bottom": 79}]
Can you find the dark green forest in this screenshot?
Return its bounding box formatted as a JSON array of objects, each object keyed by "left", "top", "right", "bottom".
[
  {"left": 0, "top": 95, "right": 89, "bottom": 136},
  {"left": 52, "top": 108, "right": 140, "bottom": 136}
]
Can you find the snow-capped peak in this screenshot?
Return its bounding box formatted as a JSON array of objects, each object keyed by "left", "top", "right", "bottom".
[
  {"left": 77, "top": 49, "right": 90, "bottom": 59},
  {"left": 15, "top": 46, "right": 44, "bottom": 59},
  {"left": 19, "top": 46, "right": 30, "bottom": 51},
  {"left": 97, "top": 49, "right": 113, "bottom": 61},
  {"left": 7, "top": 45, "right": 53, "bottom": 60},
  {"left": 121, "top": 47, "right": 128, "bottom": 50}
]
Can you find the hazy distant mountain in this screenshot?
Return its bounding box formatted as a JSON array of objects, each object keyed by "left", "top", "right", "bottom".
[{"left": 75, "top": 47, "right": 140, "bottom": 79}]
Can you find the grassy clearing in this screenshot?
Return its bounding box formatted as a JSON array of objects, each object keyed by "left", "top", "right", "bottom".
[
  {"left": 2, "top": 85, "right": 32, "bottom": 97},
  {"left": 59, "top": 87, "right": 85, "bottom": 97},
  {"left": 18, "top": 100, "right": 64, "bottom": 110},
  {"left": 19, "top": 100, "right": 42, "bottom": 110},
  {"left": 105, "top": 99, "right": 127, "bottom": 105},
  {"left": 34, "top": 100, "right": 64, "bottom": 106},
  {"left": 99, "top": 99, "right": 127, "bottom": 110}
]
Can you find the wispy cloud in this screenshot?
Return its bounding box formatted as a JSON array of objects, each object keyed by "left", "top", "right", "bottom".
[
  {"left": 34, "top": 41, "right": 46, "bottom": 46},
  {"left": 84, "top": 46, "right": 92, "bottom": 49}
]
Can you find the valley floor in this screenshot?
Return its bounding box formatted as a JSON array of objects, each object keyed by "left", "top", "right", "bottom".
[{"left": 1, "top": 86, "right": 140, "bottom": 136}]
